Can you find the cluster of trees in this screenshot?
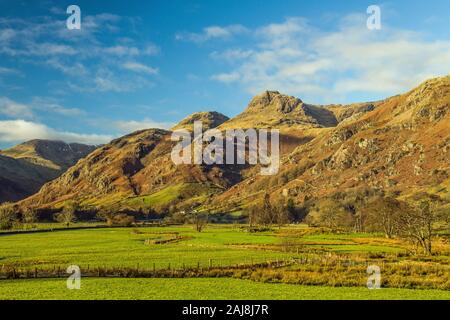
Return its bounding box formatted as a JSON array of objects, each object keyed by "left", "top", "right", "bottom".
[
  {"left": 0, "top": 202, "right": 39, "bottom": 230},
  {"left": 305, "top": 195, "right": 447, "bottom": 255},
  {"left": 0, "top": 201, "right": 139, "bottom": 230},
  {"left": 243, "top": 190, "right": 447, "bottom": 256},
  {"left": 165, "top": 211, "right": 209, "bottom": 232},
  {"left": 96, "top": 207, "right": 136, "bottom": 227},
  {"left": 246, "top": 193, "right": 303, "bottom": 227}
]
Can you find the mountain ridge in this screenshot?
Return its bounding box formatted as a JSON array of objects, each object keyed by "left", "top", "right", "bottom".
[
  {"left": 14, "top": 74, "right": 450, "bottom": 216},
  {"left": 0, "top": 140, "right": 96, "bottom": 203}
]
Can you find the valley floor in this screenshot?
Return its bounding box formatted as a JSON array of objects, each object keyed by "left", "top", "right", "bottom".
[
  {"left": 0, "top": 224, "right": 449, "bottom": 300},
  {"left": 1, "top": 278, "right": 449, "bottom": 300}
]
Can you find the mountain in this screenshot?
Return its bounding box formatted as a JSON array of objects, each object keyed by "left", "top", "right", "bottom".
[
  {"left": 19, "top": 129, "right": 241, "bottom": 211},
  {"left": 18, "top": 75, "right": 450, "bottom": 216},
  {"left": 171, "top": 111, "right": 229, "bottom": 131},
  {"left": 207, "top": 75, "right": 450, "bottom": 213},
  {"left": 0, "top": 140, "right": 96, "bottom": 203},
  {"left": 219, "top": 91, "right": 339, "bottom": 129}
]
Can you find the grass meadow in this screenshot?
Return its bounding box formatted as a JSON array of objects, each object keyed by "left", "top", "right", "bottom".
[
  {"left": 0, "top": 224, "right": 449, "bottom": 299},
  {"left": 1, "top": 278, "right": 449, "bottom": 300}
]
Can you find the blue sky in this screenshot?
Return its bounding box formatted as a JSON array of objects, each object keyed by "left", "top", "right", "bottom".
[{"left": 1, "top": 0, "right": 450, "bottom": 148}]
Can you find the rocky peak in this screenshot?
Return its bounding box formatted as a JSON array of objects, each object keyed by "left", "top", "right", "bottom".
[
  {"left": 245, "top": 91, "right": 303, "bottom": 114},
  {"left": 171, "top": 111, "right": 229, "bottom": 131}
]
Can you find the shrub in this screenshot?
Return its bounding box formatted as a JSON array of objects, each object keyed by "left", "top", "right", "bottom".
[{"left": 0, "top": 203, "right": 19, "bottom": 230}]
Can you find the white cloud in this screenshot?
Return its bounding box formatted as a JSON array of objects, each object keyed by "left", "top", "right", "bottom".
[
  {"left": 143, "top": 44, "right": 160, "bottom": 56},
  {"left": 114, "top": 118, "right": 174, "bottom": 132},
  {"left": 45, "top": 58, "right": 88, "bottom": 76},
  {"left": 210, "top": 49, "right": 254, "bottom": 62},
  {"left": 103, "top": 45, "right": 141, "bottom": 56},
  {"left": 0, "top": 96, "right": 87, "bottom": 118},
  {"left": 210, "top": 15, "right": 450, "bottom": 103},
  {"left": 0, "top": 120, "right": 112, "bottom": 145},
  {"left": 0, "top": 67, "right": 20, "bottom": 75},
  {"left": 176, "top": 24, "right": 248, "bottom": 43},
  {"left": 211, "top": 72, "right": 241, "bottom": 83},
  {"left": 31, "top": 97, "right": 86, "bottom": 116},
  {"left": 0, "top": 15, "right": 161, "bottom": 93},
  {"left": 0, "top": 97, "right": 33, "bottom": 118},
  {"left": 69, "top": 68, "right": 153, "bottom": 93},
  {"left": 122, "top": 62, "right": 158, "bottom": 75}
]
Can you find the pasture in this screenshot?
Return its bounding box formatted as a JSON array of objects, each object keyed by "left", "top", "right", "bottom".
[{"left": 0, "top": 224, "right": 449, "bottom": 299}]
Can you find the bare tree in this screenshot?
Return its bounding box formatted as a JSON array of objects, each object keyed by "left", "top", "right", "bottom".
[
  {"left": 366, "top": 197, "right": 402, "bottom": 238},
  {"left": 56, "top": 201, "right": 78, "bottom": 227},
  {"left": 22, "top": 207, "right": 38, "bottom": 228},
  {"left": 0, "top": 202, "right": 18, "bottom": 230},
  {"left": 395, "top": 201, "right": 437, "bottom": 255},
  {"left": 192, "top": 213, "right": 208, "bottom": 232}
]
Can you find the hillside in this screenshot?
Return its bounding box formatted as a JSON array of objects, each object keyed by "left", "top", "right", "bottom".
[
  {"left": 0, "top": 140, "right": 96, "bottom": 203},
  {"left": 20, "top": 129, "right": 242, "bottom": 211},
  {"left": 18, "top": 75, "right": 450, "bottom": 215},
  {"left": 208, "top": 75, "right": 450, "bottom": 212}
]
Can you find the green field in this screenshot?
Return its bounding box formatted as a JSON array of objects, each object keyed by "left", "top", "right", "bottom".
[
  {"left": 1, "top": 278, "right": 449, "bottom": 300},
  {"left": 0, "top": 225, "right": 300, "bottom": 269},
  {"left": 0, "top": 224, "right": 449, "bottom": 300}
]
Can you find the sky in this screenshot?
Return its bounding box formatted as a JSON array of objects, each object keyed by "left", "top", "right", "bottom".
[{"left": 1, "top": 0, "right": 450, "bottom": 148}]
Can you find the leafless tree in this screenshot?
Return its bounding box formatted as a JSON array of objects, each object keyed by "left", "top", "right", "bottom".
[
  {"left": 0, "top": 202, "right": 18, "bottom": 230},
  {"left": 22, "top": 207, "right": 38, "bottom": 227},
  {"left": 56, "top": 201, "right": 78, "bottom": 227},
  {"left": 395, "top": 201, "right": 437, "bottom": 255},
  {"left": 366, "top": 197, "right": 402, "bottom": 238},
  {"left": 192, "top": 213, "right": 208, "bottom": 232}
]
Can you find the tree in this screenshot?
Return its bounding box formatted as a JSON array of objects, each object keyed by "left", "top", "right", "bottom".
[
  {"left": 395, "top": 201, "right": 437, "bottom": 255},
  {"left": 56, "top": 201, "right": 78, "bottom": 227},
  {"left": 22, "top": 207, "right": 38, "bottom": 228},
  {"left": 262, "top": 193, "right": 279, "bottom": 226},
  {"left": 112, "top": 213, "right": 135, "bottom": 227},
  {"left": 306, "top": 199, "right": 353, "bottom": 230},
  {"left": 273, "top": 198, "right": 295, "bottom": 227},
  {"left": 366, "top": 196, "right": 402, "bottom": 238},
  {"left": 191, "top": 213, "right": 208, "bottom": 232},
  {"left": 0, "top": 202, "right": 18, "bottom": 230},
  {"left": 96, "top": 207, "right": 115, "bottom": 226}
]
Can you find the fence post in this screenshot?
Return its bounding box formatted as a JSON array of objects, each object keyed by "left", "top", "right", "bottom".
[{"left": 209, "top": 259, "right": 212, "bottom": 269}]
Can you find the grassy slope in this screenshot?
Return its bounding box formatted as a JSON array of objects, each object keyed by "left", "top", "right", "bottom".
[
  {"left": 1, "top": 278, "right": 449, "bottom": 300},
  {"left": 0, "top": 225, "right": 299, "bottom": 269},
  {"left": 0, "top": 225, "right": 420, "bottom": 270}
]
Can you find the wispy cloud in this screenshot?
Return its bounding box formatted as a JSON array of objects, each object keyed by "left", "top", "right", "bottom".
[
  {"left": 210, "top": 15, "right": 450, "bottom": 103},
  {"left": 31, "top": 97, "right": 86, "bottom": 116},
  {"left": 0, "top": 14, "right": 160, "bottom": 93},
  {"left": 114, "top": 118, "right": 174, "bottom": 132},
  {"left": 176, "top": 24, "right": 248, "bottom": 43},
  {"left": 0, "top": 119, "right": 112, "bottom": 145},
  {"left": 0, "top": 97, "right": 34, "bottom": 118},
  {"left": 122, "top": 62, "right": 158, "bottom": 75},
  {"left": 0, "top": 67, "right": 21, "bottom": 75},
  {"left": 0, "top": 96, "right": 86, "bottom": 119}
]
